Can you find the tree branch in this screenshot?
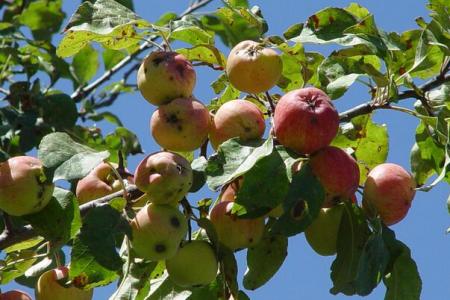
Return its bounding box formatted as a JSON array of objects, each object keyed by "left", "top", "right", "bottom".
[
  {"left": 339, "top": 73, "right": 450, "bottom": 122},
  {"left": 0, "top": 185, "right": 142, "bottom": 250},
  {"left": 70, "top": 0, "right": 214, "bottom": 103}
]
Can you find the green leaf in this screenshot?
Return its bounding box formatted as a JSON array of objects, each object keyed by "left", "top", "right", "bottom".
[
  {"left": 345, "top": 3, "right": 370, "bottom": 19},
  {"left": 72, "top": 45, "right": 99, "bottom": 84},
  {"left": 103, "top": 48, "right": 127, "bottom": 70},
  {"left": 57, "top": 0, "right": 149, "bottom": 57},
  {"left": 271, "top": 164, "right": 325, "bottom": 236},
  {"left": 24, "top": 188, "right": 81, "bottom": 244},
  {"left": 88, "top": 111, "right": 124, "bottom": 126},
  {"left": 243, "top": 230, "right": 288, "bottom": 290},
  {"left": 330, "top": 203, "right": 371, "bottom": 295},
  {"left": 0, "top": 250, "right": 37, "bottom": 284},
  {"left": 41, "top": 93, "right": 78, "bottom": 130},
  {"left": 283, "top": 23, "right": 303, "bottom": 40},
  {"left": 147, "top": 272, "right": 191, "bottom": 299},
  {"left": 332, "top": 114, "right": 389, "bottom": 184},
  {"left": 105, "top": 127, "right": 143, "bottom": 159},
  {"left": 205, "top": 137, "right": 274, "bottom": 190},
  {"left": 18, "top": 0, "right": 65, "bottom": 40},
  {"left": 169, "top": 18, "right": 214, "bottom": 46},
  {"left": 177, "top": 45, "right": 226, "bottom": 67},
  {"left": 410, "top": 142, "right": 435, "bottom": 186},
  {"left": 70, "top": 205, "right": 130, "bottom": 288},
  {"left": 190, "top": 157, "right": 208, "bottom": 193},
  {"left": 3, "top": 237, "right": 44, "bottom": 254},
  {"left": 38, "top": 132, "right": 110, "bottom": 181},
  {"left": 382, "top": 227, "right": 422, "bottom": 300},
  {"left": 277, "top": 43, "right": 306, "bottom": 92}
]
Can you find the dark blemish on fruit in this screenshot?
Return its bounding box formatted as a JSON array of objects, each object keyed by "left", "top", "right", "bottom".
[
  {"left": 153, "top": 57, "right": 164, "bottom": 66},
  {"left": 176, "top": 64, "right": 185, "bottom": 77},
  {"left": 177, "top": 125, "right": 183, "bottom": 131},
  {"left": 169, "top": 76, "right": 174, "bottom": 81},
  {"left": 144, "top": 68, "right": 148, "bottom": 73},
  {"left": 166, "top": 114, "right": 179, "bottom": 124},
  {"left": 155, "top": 244, "right": 166, "bottom": 253},
  {"left": 171, "top": 216, "right": 180, "bottom": 228},
  {"left": 244, "top": 126, "right": 251, "bottom": 132}
]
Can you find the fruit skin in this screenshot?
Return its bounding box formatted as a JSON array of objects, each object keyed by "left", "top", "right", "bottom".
[
  {"left": 166, "top": 240, "right": 218, "bottom": 287},
  {"left": 75, "top": 162, "right": 127, "bottom": 204},
  {"left": 362, "top": 163, "right": 416, "bottom": 226},
  {"left": 210, "top": 100, "right": 266, "bottom": 149},
  {"left": 137, "top": 51, "right": 196, "bottom": 105},
  {"left": 151, "top": 97, "right": 210, "bottom": 151},
  {"left": 0, "top": 156, "right": 54, "bottom": 216},
  {"left": 35, "top": 266, "right": 93, "bottom": 300},
  {"left": 304, "top": 203, "right": 345, "bottom": 256},
  {"left": 130, "top": 204, "right": 188, "bottom": 260},
  {"left": 226, "top": 40, "right": 282, "bottom": 94},
  {"left": 273, "top": 87, "right": 339, "bottom": 154},
  {"left": 209, "top": 201, "right": 265, "bottom": 250},
  {"left": 134, "top": 152, "right": 193, "bottom": 205},
  {"left": 309, "top": 146, "right": 360, "bottom": 208},
  {"left": 1, "top": 290, "right": 32, "bottom": 300}
]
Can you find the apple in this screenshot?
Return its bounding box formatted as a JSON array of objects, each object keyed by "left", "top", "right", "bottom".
[
  {"left": 0, "top": 156, "right": 54, "bottom": 216},
  {"left": 134, "top": 152, "right": 193, "bottom": 205},
  {"left": 0, "top": 290, "right": 32, "bottom": 300},
  {"left": 309, "top": 146, "right": 360, "bottom": 207},
  {"left": 151, "top": 97, "right": 211, "bottom": 151},
  {"left": 75, "top": 162, "right": 130, "bottom": 204},
  {"left": 137, "top": 51, "right": 196, "bottom": 105},
  {"left": 362, "top": 163, "right": 416, "bottom": 226},
  {"left": 35, "top": 266, "right": 93, "bottom": 300},
  {"left": 209, "top": 100, "right": 266, "bottom": 149},
  {"left": 209, "top": 201, "right": 265, "bottom": 250},
  {"left": 166, "top": 240, "right": 218, "bottom": 287},
  {"left": 304, "top": 203, "right": 344, "bottom": 256},
  {"left": 130, "top": 203, "right": 188, "bottom": 260},
  {"left": 273, "top": 87, "right": 339, "bottom": 154},
  {"left": 226, "top": 40, "right": 282, "bottom": 94}
]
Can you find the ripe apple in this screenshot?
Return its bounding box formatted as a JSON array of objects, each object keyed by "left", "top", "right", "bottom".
[
  {"left": 1, "top": 290, "right": 32, "bottom": 300},
  {"left": 151, "top": 97, "right": 210, "bottom": 151},
  {"left": 137, "top": 51, "right": 196, "bottom": 105},
  {"left": 209, "top": 100, "right": 266, "bottom": 149},
  {"left": 0, "top": 156, "right": 54, "bottom": 216},
  {"left": 166, "top": 240, "right": 218, "bottom": 287},
  {"left": 362, "top": 163, "right": 416, "bottom": 226},
  {"left": 75, "top": 162, "right": 128, "bottom": 204},
  {"left": 134, "top": 152, "right": 193, "bottom": 205},
  {"left": 226, "top": 40, "right": 282, "bottom": 94},
  {"left": 130, "top": 203, "right": 188, "bottom": 260},
  {"left": 273, "top": 87, "right": 339, "bottom": 154},
  {"left": 35, "top": 266, "right": 93, "bottom": 300},
  {"left": 304, "top": 203, "right": 344, "bottom": 256},
  {"left": 309, "top": 146, "right": 360, "bottom": 207},
  {"left": 209, "top": 201, "right": 265, "bottom": 250}
]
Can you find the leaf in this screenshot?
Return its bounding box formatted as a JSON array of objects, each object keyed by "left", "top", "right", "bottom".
[
  {"left": 3, "top": 237, "right": 44, "bottom": 254},
  {"left": 177, "top": 45, "right": 226, "bottom": 67},
  {"left": 243, "top": 230, "right": 288, "bottom": 290},
  {"left": 105, "top": 127, "right": 143, "bottom": 158},
  {"left": 283, "top": 23, "right": 303, "bottom": 40},
  {"left": 147, "top": 272, "right": 192, "bottom": 300},
  {"left": 72, "top": 45, "right": 99, "bottom": 84},
  {"left": 70, "top": 205, "right": 131, "bottom": 288},
  {"left": 57, "top": 0, "right": 149, "bottom": 57},
  {"left": 169, "top": 18, "right": 214, "bottom": 46},
  {"left": 0, "top": 250, "right": 37, "bottom": 284},
  {"left": 410, "top": 142, "right": 435, "bottom": 186},
  {"left": 382, "top": 227, "right": 422, "bottom": 300},
  {"left": 332, "top": 114, "right": 389, "bottom": 184},
  {"left": 270, "top": 164, "right": 325, "bottom": 236},
  {"left": 103, "top": 48, "right": 127, "bottom": 70},
  {"left": 190, "top": 157, "right": 208, "bottom": 193},
  {"left": 205, "top": 137, "right": 274, "bottom": 190},
  {"left": 24, "top": 188, "right": 81, "bottom": 244},
  {"left": 41, "top": 93, "right": 78, "bottom": 130},
  {"left": 277, "top": 43, "right": 306, "bottom": 92},
  {"left": 38, "top": 132, "right": 110, "bottom": 181}
]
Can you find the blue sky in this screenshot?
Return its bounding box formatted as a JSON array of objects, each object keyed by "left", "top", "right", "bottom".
[{"left": 4, "top": 1, "right": 450, "bottom": 299}]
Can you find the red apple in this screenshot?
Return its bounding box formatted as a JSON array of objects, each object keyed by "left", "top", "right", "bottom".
[
  {"left": 226, "top": 40, "right": 282, "bottom": 94},
  {"left": 1, "top": 290, "right": 32, "bottom": 300},
  {"left": 309, "top": 146, "right": 360, "bottom": 207},
  {"left": 137, "top": 51, "right": 196, "bottom": 105},
  {"left": 362, "top": 163, "right": 416, "bottom": 226},
  {"left": 210, "top": 100, "right": 266, "bottom": 149},
  {"left": 273, "top": 87, "right": 339, "bottom": 154},
  {"left": 151, "top": 97, "right": 210, "bottom": 151}
]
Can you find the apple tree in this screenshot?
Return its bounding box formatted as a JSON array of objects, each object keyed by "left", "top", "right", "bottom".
[{"left": 0, "top": 0, "right": 449, "bottom": 299}]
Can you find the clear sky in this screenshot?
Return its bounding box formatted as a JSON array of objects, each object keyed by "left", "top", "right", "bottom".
[{"left": 4, "top": 1, "right": 450, "bottom": 299}]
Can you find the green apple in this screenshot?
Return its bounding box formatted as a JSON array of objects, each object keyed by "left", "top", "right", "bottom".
[{"left": 166, "top": 240, "right": 218, "bottom": 287}]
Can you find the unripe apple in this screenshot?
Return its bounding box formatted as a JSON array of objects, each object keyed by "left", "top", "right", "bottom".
[
  {"left": 309, "top": 146, "right": 360, "bottom": 208},
  {"left": 226, "top": 40, "right": 282, "bottom": 94},
  {"left": 137, "top": 51, "right": 196, "bottom": 105},
  {"left": 166, "top": 240, "right": 218, "bottom": 287},
  {"left": 0, "top": 156, "right": 54, "bottom": 216},
  {"left": 210, "top": 100, "right": 266, "bottom": 149},
  {"left": 35, "top": 266, "right": 93, "bottom": 300},
  {"left": 304, "top": 203, "right": 344, "bottom": 256},
  {"left": 130, "top": 204, "right": 188, "bottom": 260},
  {"left": 209, "top": 201, "right": 265, "bottom": 250},
  {"left": 75, "top": 162, "right": 127, "bottom": 204},
  {"left": 1, "top": 290, "right": 32, "bottom": 300},
  {"left": 273, "top": 87, "right": 339, "bottom": 154},
  {"left": 134, "top": 152, "right": 193, "bottom": 205},
  {"left": 151, "top": 97, "right": 210, "bottom": 151},
  {"left": 362, "top": 163, "right": 416, "bottom": 226}
]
